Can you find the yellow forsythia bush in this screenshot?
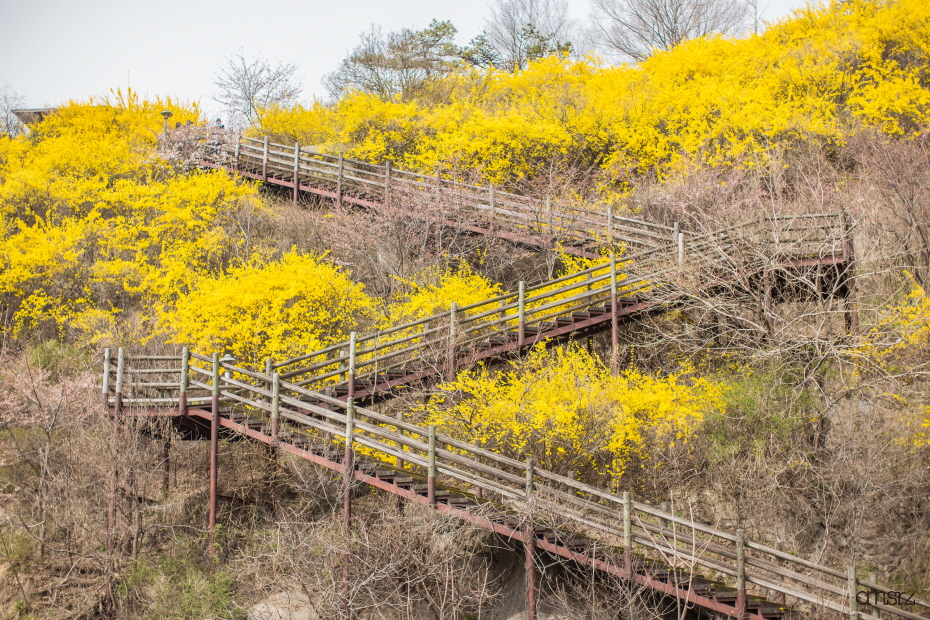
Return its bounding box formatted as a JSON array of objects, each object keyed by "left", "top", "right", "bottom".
[
  {"left": 385, "top": 261, "right": 502, "bottom": 326},
  {"left": 420, "top": 343, "right": 726, "bottom": 482},
  {"left": 162, "top": 251, "right": 375, "bottom": 367},
  {"left": 0, "top": 91, "right": 254, "bottom": 345},
  {"left": 257, "top": 0, "right": 930, "bottom": 185},
  {"left": 854, "top": 274, "right": 930, "bottom": 447}
]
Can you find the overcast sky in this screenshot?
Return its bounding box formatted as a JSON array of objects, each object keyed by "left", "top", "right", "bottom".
[{"left": 1, "top": 0, "right": 808, "bottom": 118}]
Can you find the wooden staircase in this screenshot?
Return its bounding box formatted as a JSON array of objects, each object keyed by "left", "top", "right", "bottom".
[
  {"left": 267, "top": 213, "right": 851, "bottom": 406},
  {"left": 200, "top": 136, "right": 687, "bottom": 257},
  {"left": 102, "top": 348, "right": 930, "bottom": 620}
]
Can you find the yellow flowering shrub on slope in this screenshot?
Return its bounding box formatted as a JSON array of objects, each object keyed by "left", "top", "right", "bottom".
[
  {"left": 0, "top": 91, "right": 252, "bottom": 344},
  {"left": 853, "top": 274, "right": 930, "bottom": 446},
  {"left": 421, "top": 343, "right": 725, "bottom": 482},
  {"left": 258, "top": 0, "right": 930, "bottom": 186},
  {"left": 162, "top": 251, "right": 374, "bottom": 366}
]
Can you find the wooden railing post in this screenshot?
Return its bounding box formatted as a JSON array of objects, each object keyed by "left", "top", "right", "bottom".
[
  {"left": 102, "top": 347, "right": 111, "bottom": 410},
  {"left": 623, "top": 491, "right": 632, "bottom": 576},
  {"left": 848, "top": 561, "right": 859, "bottom": 620},
  {"left": 518, "top": 281, "right": 526, "bottom": 347},
  {"left": 337, "top": 153, "right": 344, "bottom": 209},
  {"left": 385, "top": 160, "right": 392, "bottom": 208},
  {"left": 489, "top": 183, "right": 496, "bottom": 230},
  {"left": 525, "top": 456, "right": 537, "bottom": 620},
  {"left": 447, "top": 302, "right": 457, "bottom": 381},
  {"left": 271, "top": 372, "right": 280, "bottom": 445},
  {"left": 427, "top": 425, "right": 437, "bottom": 506},
  {"left": 208, "top": 352, "right": 219, "bottom": 561},
  {"left": 179, "top": 346, "right": 189, "bottom": 415},
  {"left": 610, "top": 254, "right": 619, "bottom": 376},
  {"left": 525, "top": 457, "right": 534, "bottom": 498},
  {"left": 677, "top": 232, "right": 685, "bottom": 264},
  {"left": 607, "top": 206, "right": 614, "bottom": 245},
  {"left": 763, "top": 265, "right": 775, "bottom": 335},
  {"left": 264, "top": 357, "right": 273, "bottom": 408},
  {"left": 395, "top": 410, "right": 405, "bottom": 469},
  {"left": 546, "top": 195, "right": 552, "bottom": 236},
  {"left": 343, "top": 332, "right": 357, "bottom": 620},
  {"left": 673, "top": 221, "right": 679, "bottom": 245},
  {"left": 292, "top": 142, "right": 300, "bottom": 206},
  {"left": 842, "top": 209, "right": 858, "bottom": 334},
  {"left": 233, "top": 139, "right": 240, "bottom": 171},
  {"left": 736, "top": 529, "right": 747, "bottom": 619},
  {"left": 114, "top": 347, "right": 125, "bottom": 419},
  {"left": 261, "top": 136, "right": 269, "bottom": 182}
]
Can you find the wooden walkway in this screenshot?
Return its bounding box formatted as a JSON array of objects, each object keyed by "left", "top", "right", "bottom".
[
  {"left": 202, "top": 136, "right": 689, "bottom": 256},
  {"left": 96, "top": 136, "right": 900, "bottom": 618},
  {"left": 198, "top": 137, "right": 857, "bottom": 405},
  {"left": 103, "top": 349, "right": 929, "bottom": 620},
  {"left": 267, "top": 212, "right": 853, "bottom": 405}
]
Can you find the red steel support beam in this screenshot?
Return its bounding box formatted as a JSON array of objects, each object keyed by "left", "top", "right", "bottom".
[
  {"left": 763, "top": 266, "right": 775, "bottom": 336},
  {"left": 525, "top": 458, "right": 537, "bottom": 620},
  {"left": 623, "top": 491, "right": 632, "bottom": 577},
  {"left": 162, "top": 438, "right": 170, "bottom": 495},
  {"left": 177, "top": 407, "right": 771, "bottom": 620},
  {"left": 105, "top": 347, "right": 122, "bottom": 618},
  {"left": 343, "top": 333, "right": 357, "bottom": 620},
  {"left": 208, "top": 353, "right": 219, "bottom": 561},
  {"left": 736, "top": 529, "right": 747, "bottom": 620},
  {"left": 526, "top": 523, "right": 537, "bottom": 620}
]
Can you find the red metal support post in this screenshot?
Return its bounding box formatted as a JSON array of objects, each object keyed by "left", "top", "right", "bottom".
[
  {"left": 208, "top": 352, "right": 219, "bottom": 562},
  {"left": 117, "top": 349, "right": 131, "bottom": 557},
  {"left": 161, "top": 438, "right": 170, "bottom": 495},
  {"left": 105, "top": 347, "right": 121, "bottom": 618},
  {"left": 343, "top": 333, "right": 357, "bottom": 620},
  {"left": 736, "top": 529, "right": 747, "bottom": 620},
  {"left": 525, "top": 457, "right": 537, "bottom": 620},
  {"left": 623, "top": 491, "right": 632, "bottom": 577},
  {"left": 763, "top": 266, "right": 775, "bottom": 336}
]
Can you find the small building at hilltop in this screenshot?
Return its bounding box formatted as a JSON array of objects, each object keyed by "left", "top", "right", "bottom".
[{"left": 12, "top": 108, "right": 57, "bottom": 125}]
